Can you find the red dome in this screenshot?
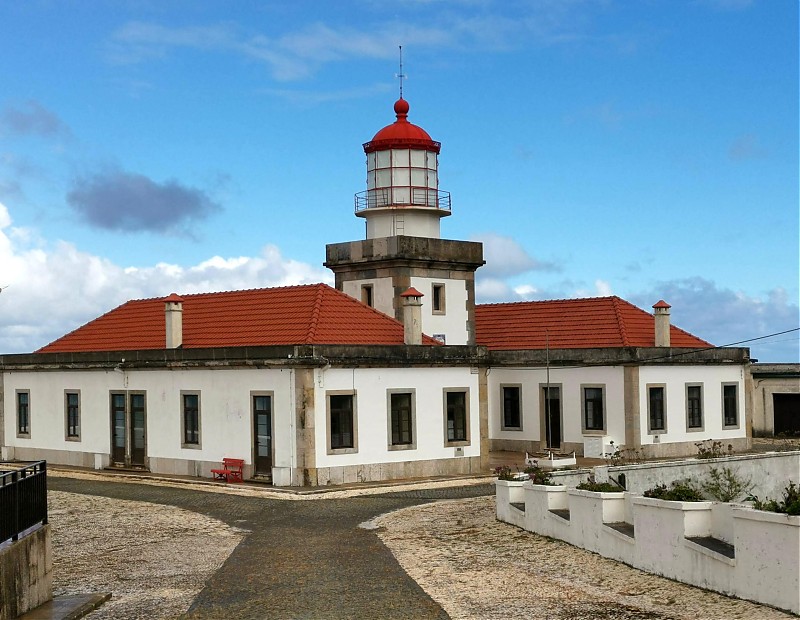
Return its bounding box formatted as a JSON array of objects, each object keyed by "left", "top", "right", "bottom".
[{"left": 363, "top": 98, "right": 441, "bottom": 154}]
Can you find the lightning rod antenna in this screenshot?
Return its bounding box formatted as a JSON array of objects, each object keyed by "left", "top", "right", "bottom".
[{"left": 396, "top": 45, "right": 406, "bottom": 99}]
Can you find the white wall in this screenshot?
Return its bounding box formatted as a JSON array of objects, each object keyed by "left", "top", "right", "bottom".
[
  {"left": 342, "top": 277, "right": 395, "bottom": 318},
  {"left": 3, "top": 367, "right": 294, "bottom": 469},
  {"left": 487, "top": 366, "right": 626, "bottom": 449},
  {"left": 638, "top": 365, "right": 747, "bottom": 446},
  {"left": 410, "top": 276, "right": 468, "bottom": 345},
  {"left": 313, "top": 366, "right": 480, "bottom": 468}
]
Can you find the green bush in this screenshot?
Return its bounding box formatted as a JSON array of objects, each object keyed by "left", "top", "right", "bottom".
[
  {"left": 702, "top": 466, "right": 752, "bottom": 502},
  {"left": 644, "top": 480, "right": 704, "bottom": 502},
  {"left": 523, "top": 466, "right": 553, "bottom": 485},
  {"left": 576, "top": 474, "right": 621, "bottom": 493},
  {"left": 749, "top": 482, "right": 800, "bottom": 516},
  {"left": 494, "top": 465, "right": 517, "bottom": 481}
]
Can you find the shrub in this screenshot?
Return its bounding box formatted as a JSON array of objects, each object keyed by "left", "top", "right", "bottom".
[
  {"left": 749, "top": 482, "right": 800, "bottom": 516},
  {"left": 494, "top": 465, "right": 517, "bottom": 481},
  {"left": 523, "top": 466, "right": 553, "bottom": 485},
  {"left": 695, "top": 440, "right": 734, "bottom": 460},
  {"left": 644, "top": 480, "right": 704, "bottom": 502},
  {"left": 576, "top": 473, "right": 622, "bottom": 493},
  {"left": 702, "top": 466, "right": 751, "bottom": 502}
]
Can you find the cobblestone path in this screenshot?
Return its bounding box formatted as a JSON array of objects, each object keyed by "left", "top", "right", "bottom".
[{"left": 50, "top": 477, "right": 493, "bottom": 619}]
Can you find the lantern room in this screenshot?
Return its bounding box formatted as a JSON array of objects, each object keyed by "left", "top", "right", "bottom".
[{"left": 355, "top": 98, "right": 451, "bottom": 239}]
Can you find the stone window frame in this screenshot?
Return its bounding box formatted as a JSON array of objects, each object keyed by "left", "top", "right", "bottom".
[
  {"left": 500, "top": 383, "right": 523, "bottom": 431},
  {"left": 180, "top": 390, "right": 202, "bottom": 449},
  {"left": 64, "top": 389, "right": 81, "bottom": 442},
  {"left": 432, "top": 283, "right": 446, "bottom": 315},
  {"left": 361, "top": 284, "right": 374, "bottom": 307},
  {"left": 387, "top": 388, "right": 417, "bottom": 451},
  {"left": 722, "top": 383, "right": 740, "bottom": 429},
  {"left": 647, "top": 384, "right": 668, "bottom": 435},
  {"left": 581, "top": 384, "right": 606, "bottom": 435},
  {"left": 685, "top": 383, "right": 704, "bottom": 432},
  {"left": 443, "top": 388, "right": 470, "bottom": 447},
  {"left": 327, "top": 390, "right": 358, "bottom": 455},
  {"left": 16, "top": 389, "right": 30, "bottom": 438}
]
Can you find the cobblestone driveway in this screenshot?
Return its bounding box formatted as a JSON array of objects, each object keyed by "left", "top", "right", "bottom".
[{"left": 50, "top": 476, "right": 492, "bottom": 619}]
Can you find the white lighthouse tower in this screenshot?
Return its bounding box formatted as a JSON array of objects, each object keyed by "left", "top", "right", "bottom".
[
  {"left": 326, "top": 95, "right": 484, "bottom": 345},
  {"left": 356, "top": 98, "right": 450, "bottom": 239}
]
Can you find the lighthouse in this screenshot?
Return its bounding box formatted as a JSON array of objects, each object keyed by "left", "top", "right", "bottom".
[
  {"left": 325, "top": 96, "right": 484, "bottom": 346},
  {"left": 356, "top": 97, "right": 450, "bottom": 239}
]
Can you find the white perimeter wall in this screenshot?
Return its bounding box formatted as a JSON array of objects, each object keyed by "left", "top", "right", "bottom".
[
  {"left": 3, "top": 367, "right": 295, "bottom": 469},
  {"left": 488, "top": 366, "right": 625, "bottom": 447},
  {"left": 410, "top": 276, "right": 468, "bottom": 345},
  {"left": 637, "top": 365, "right": 747, "bottom": 446},
  {"left": 313, "top": 366, "right": 480, "bottom": 468}
]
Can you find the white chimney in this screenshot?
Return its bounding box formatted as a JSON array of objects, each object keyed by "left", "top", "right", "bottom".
[
  {"left": 400, "top": 287, "right": 424, "bottom": 345},
  {"left": 164, "top": 293, "right": 184, "bottom": 349},
  {"left": 652, "top": 300, "right": 671, "bottom": 347}
]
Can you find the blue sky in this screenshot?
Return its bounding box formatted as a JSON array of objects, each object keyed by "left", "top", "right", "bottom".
[{"left": 0, "top": 0, "right": 797, "bottom": 361}]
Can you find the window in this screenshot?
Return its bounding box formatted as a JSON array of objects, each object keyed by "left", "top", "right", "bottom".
[
  {"left": 16, "top": 390, "right": 30, "bottom": 437},
  {"left": 582, "top": 385, "right": 605, "bottom": 432},
  {"left": 686, "top": 384, "right": 703, "bottom": 430},
  {"left": 445, "top": 389, "right": 469, "bottom": 444},
  {"left": 329, "top": 392, "right": 357, "bottom": 452},
  {"left": 432, "top": 283, "right": 446, "bottom": 314},
  {"left": 361, "top": 284, "right": 374, "bottom": 307},
  {"left": 181, "top": 392, "right": 201, "bottom": 448},
  {"left": 388, "top": 390, "right": 415, "bottom": 449},
  {"left": 648, "top": 385, "right": 666, "bottom": 433},
  {"left": 723, "top": 384, "right": 739, "bottom": 427},
  {"left": 65, "top": 391, "right": 80, "bottom": 440},
  {"left": 501, "top": 385, "right": 522, "bottom": 430}
]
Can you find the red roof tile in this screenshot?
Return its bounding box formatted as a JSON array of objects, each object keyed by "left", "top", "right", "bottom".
[
  {"left": 37, "top": 284, "right": 439, "bottom": 353},
  {"left": 475, "top": 296, "right": 712, "bottom": 351}
]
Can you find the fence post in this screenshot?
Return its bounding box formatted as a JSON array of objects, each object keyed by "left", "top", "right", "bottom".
[{"left": 11, "top": 469, "right": 19, "bottom": 542}]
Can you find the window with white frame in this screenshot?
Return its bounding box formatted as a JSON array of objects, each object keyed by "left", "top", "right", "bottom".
[
  {"left": 647, "top": 385, "right": 666, "bottom": 433},
  {"left": 444, "top": 389, "right": 469, "bottom": 444},
  {"left": 65, "top": 390, "right": 80, "bottom": 440},
  {"left": 501, "top": 385, "right": 522, "bottom": 430},
  {"left": 17, "top": 390, "right": 30, "bottom": 437},
  {"left": 722, "top": 384, "right": 739, "bottom": 427},
  {"left": 582, "top": 385, "right": 605, "bottom": 432},
  {"left": 181, "top": 392, "right": 201, "bottom": 448},
  {"left": 388, "top": 390, "right": 415, "bottom": 449},
  {"left": 686, "top": 384, "right": 703, "bottom": 430}
]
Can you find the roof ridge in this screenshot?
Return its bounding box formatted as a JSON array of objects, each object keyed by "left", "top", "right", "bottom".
[
  {"left": 305, "top": 284, "right": 326, "bottom": 343},
  {"left": 610, "top": 296, "right": 631, "bottom": 346},
  {"left": 476, "top": 295, "right": 616, "bottom": 309}
]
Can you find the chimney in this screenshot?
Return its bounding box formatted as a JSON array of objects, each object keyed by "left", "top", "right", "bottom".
[
  {"left": 164, "top": 293, "right": 184, "bottom": 349},
  {"left": 400, "top": 287, "right": 424, "bottom": 345},
  {"left": 652, "top": 300, "right": 671, "bottom": 347}
]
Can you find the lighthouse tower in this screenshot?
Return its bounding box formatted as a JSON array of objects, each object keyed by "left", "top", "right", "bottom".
[
  {"left": 325, "top": 97, "right": 484, "bottom": 345},
  {"left": 356, "top": 98, "right": 450, "bottom": 239}
]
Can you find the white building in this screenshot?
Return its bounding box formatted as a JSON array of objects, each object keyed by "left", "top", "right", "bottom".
[{"left": 0, "top": 97, "right": 752, "bottom": 485}]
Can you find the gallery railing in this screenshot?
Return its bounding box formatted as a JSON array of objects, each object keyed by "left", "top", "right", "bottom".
[{"left": 0, "top": 460, "right": 48, "bottom": 545}]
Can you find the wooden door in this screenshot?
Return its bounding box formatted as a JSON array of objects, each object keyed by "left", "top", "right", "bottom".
[
  {"left": 543, "top": 386, "right": 562, "bottom": 450},
  {"left": 110, "top": 393, "right": 126, "bottom": 464},
  {"left": 130, "top": 393, "right": 146, "bottom": 466}
]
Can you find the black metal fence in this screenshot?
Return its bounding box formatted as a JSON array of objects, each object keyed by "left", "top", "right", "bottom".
[{"left": 0, "top": 461, "right": 48, "bottom": 545}]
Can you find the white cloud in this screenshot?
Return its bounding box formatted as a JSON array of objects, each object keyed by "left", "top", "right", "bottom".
[
  {"left": 0, "top": 202, "right": 331, "bottom": 353},
  {"left": 473, "top": 232, "right": 560, "bottom": 278}
]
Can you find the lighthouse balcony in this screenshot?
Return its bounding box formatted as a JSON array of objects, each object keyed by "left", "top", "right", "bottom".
[{"left": 354, "top": 188, "right": 452, "bottom": 214}]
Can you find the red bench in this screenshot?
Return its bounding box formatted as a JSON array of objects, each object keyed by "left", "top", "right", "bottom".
[{"left": 211, "top": 458, "right": 245, "bottom": 483}]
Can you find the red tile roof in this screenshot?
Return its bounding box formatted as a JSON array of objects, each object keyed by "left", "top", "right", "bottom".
[
  {"left": 475, "top": 296, "right": 712, "bottom": 351},
  {"left": 37, "top": 284, "right": 439, "bottom": 353}
]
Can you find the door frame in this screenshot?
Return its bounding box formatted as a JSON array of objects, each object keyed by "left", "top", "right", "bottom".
[
  {"left": 109, "top": 390, "right": 148, "bottom": 468},
  {"left": 251, "top": 391, "right": 274, "bottom": 479},
  {"left": 539, "top": 383, "right": 563, "bottom": 451}
]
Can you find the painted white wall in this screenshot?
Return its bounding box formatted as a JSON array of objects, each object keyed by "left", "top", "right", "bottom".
[
  {"left": 364, "top": 211, "right": 443, "bottom": 239},
  {"left": 3, "top": 367, "right": 295, "bottom": 469},
  {"left": 410, "top": 276, "right": 468, "bottom": 346},
  {"left": 487, "top": 366, "right": 626, "bottom": 449},
  {"left": 638, "top": 365, "right": 747, "bottom": 445},
  {"left": 342, "top": 277, "right": 395, "bottom": 318},
  {"left": 313, "top": 366, "right": 480, "bottom": 468}
]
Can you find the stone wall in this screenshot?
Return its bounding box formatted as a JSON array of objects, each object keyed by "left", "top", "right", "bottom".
[{"left": 0, "top": 525, "right": 52, "bottom": 619}]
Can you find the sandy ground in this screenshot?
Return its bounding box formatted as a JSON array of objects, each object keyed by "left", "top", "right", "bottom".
[
  {"left": 48, "top": 471, "right": 795, "bottom": 619},
  {"left": 49, "top": 491, "right": 244, "bottom": 619},
  {"left": 373, "top": 496, "right": 796, "bottom": 620}
]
